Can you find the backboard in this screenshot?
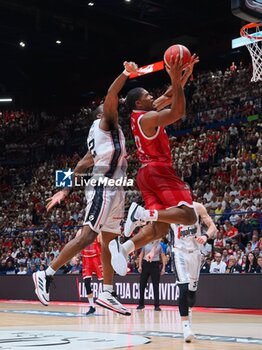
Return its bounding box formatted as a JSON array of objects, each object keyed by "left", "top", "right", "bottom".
[{"left": 231, "top": 0, "right": 262, "bottom": 22}]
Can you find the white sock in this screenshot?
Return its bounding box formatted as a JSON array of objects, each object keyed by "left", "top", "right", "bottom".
[
  {"left": 88, "top": 295, "right": 94, "bottom": 307},
  {"left": 182, "top": 320, "right": 190, "bottom": 331},
  {"left": 188, "top": 308, "right": 192, "bottom": 326},
  {"left": 46, "top": 266, "right": 56, "bottom": 276},
  {"left": 123, "top": 240, "right": 135, "bottom": 256},
  {"left": 103, "top": 284, "right": 113, "bottom": 293},
  {"left": 142, "top": 209, "right": 158, "bottom": 222}
]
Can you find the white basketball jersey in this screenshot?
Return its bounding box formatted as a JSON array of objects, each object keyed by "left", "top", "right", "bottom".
[
  {"left": 87, "top": 119, "right": 127, "bottom": 179},
  {"left": 171, "top": 202, "right": 202, "bottom": 251}
]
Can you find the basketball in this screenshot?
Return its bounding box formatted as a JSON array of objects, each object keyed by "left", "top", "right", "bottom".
[{"left": 164, "top": 44, "right": 191, "bottom": 68}]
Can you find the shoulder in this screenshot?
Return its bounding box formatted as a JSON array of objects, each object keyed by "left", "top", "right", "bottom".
[
  {"left": 194, "top": 202, "right": 206, "bottom": 215},
  {"left": 88, "top": 119, "right": 98, "bottom": 131},
  {"left": 90, "top": 119, "right": 98, "bottom": 126},
  {"left": 143, "top": 110, "right": 159, "bottom": 117},
  {"left": 139, "top": 110, "right": 160, "bottom": 122}
]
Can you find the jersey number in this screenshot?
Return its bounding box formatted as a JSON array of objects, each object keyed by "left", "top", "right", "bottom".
[
  {"left": 88, "top": 139, "right": 97, "bottom": 157},
  {"left": 134, "top": 135, "right": 145, "bottom": 155},
  {"left": 192, "top": 281, "right": 198, "bottom": 289}
]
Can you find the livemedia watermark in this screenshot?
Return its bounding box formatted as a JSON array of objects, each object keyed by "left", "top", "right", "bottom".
[{"left": 55, "top": 169, "right": 134, "bottom": 188}]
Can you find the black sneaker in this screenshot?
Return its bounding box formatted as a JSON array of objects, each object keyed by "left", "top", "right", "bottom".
[
  {"left": 86, "top": 306, "right": 96, "bottom": 315},
  {"left": 136, "top": 305, "right": 145, "bottom": 310},
  {"left": 154, "top": 306, "right": 161, "bottom": 311}
]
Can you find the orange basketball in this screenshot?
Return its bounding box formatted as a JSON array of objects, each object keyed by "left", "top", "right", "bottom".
[{"left": 164, "top": 44, "right": 191, "bottom": 68}]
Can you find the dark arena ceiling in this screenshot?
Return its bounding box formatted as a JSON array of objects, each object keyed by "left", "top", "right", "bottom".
[{"left": 0, "top": 0, "right": 250, "bottom": 109}]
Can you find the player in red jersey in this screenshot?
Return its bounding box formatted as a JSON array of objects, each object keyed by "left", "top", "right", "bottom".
[
  {"left": 109, "top": 54, "right": 199, "bottom": 276},
  {"left": 77, "top": 230, "right": 103, "bottom": 315}
]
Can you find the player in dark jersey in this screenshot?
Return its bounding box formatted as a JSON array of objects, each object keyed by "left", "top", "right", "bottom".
[{"left": 33, "top": 61, "right": 138, "bottom": 316}]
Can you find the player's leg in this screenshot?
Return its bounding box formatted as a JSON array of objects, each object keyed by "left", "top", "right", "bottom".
[
  {"left": 49, "top": 184, "right": 107, "bottom": 273},
  {"left": 33, "top": 224, "right": 97, "bottom": 306},
  {"left": 84, "top": 277, "right": 96, "bottom": 315},
  {"left": 157, "top": 205, "right": 196, "bottom": 224},
  {"left": 174, "top": 249, "right": 194, "bottom": 343},
  {"left": 150, "top": 262, "right": 161, "bottom": 310},
  {"left": 82, "top": 255, "right": 96, "bottom": 315},
  {"left": 109, "top": 222, "right": 169, "bottom": 276},
  {"left": 178, "top": 283, "right": 194, "bottom": 342},
  {"left": 137, "top": 260, "right": 150, "bottom": 309},
  {"left": 133, "top": 222, "right": 169, "bottom": 249},
  {"left": 187, "top": 251, "right": 202, "bottom": 327},
  {"left": 124, "top": 166, "right": 196, "bottom": 237},
  {"left": 51, "top": 225, "right": 97, "bottom": 272},
  {"left": 33, "top": 185, "right": 103, "bottom": 306},
  {"left": 125, "top": 204, "right": 196, "bottom": 236},
  {"left": 93, "top": 255, "right": 103, "bottom": 283},
  {"left": 100, "top": 232, "right": 116, "bottom": 290},
  {"left": 96, "top": 231, "right": 131, "bottom": 316}
]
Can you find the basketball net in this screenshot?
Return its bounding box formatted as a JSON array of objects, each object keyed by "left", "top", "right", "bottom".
[{"left": 240, "top": 22, "right": 262, "bottom": 82}]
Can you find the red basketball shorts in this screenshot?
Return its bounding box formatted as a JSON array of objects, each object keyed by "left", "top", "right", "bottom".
[
  {"left": 136, "top": 164, "right": 193, "bottom": 210},
  {"left": 82, "top": 255, "right": 103, "bottom": 280}
]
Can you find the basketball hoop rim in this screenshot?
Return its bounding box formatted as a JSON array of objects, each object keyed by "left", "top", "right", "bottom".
[{"left": 240, "top": 22, "right": 262, "bottom": 40}]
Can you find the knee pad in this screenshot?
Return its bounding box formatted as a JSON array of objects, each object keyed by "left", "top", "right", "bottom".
[
  {"left": 188, "top": 290, "right": 196, "bottom": 308},
  {"left": 84, "top": 278, "right": 92, "bottom": 295},
  {"left": 178, "top": 283, "right": 189, "bottom": 317}
]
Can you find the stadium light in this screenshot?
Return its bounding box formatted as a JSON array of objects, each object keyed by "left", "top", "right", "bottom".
[
  {"left": 88, "top": 2, "right": 94, "bottom": 6},
  {"left": 56, "top": 40, "right": 62, "bottom": 44},
  {"left": 0, "top": 98, "right": 13, "bottom": 102},
  {"left": 19, "top": 41, "right": 26, "bottom": 47}
]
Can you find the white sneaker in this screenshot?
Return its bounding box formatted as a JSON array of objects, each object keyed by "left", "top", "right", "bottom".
[
  {"left": 124, "top": 202, "right": 145, "bottom": 237},
  {"left": 96, "top": 291, "right": 131, "bottom": 316},
  {"left": 109, "top": 239, "right": 128, "bottom": 276},
  {"left": 183, "top": 326, "right": 194, "bottom": 343},
  {"left": 33, "top": 271, "right": 53, "bottom": 306}
]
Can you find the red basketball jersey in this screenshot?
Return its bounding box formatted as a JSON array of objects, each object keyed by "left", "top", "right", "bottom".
[
  {"left": 81, "top": 238, "right": 101, "bottom": 258},
  {"left": 131, "top": 110, "right": 172, "bottom": 165}
]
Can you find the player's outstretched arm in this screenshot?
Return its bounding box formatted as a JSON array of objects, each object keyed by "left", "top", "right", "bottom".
[
  {"left": 195, "top": 202, "right": 218, "bottom": 245},
  {"left": 74, "top": 151, "right": 94, "bottom": 176},
  {"left": 153, "top": 85, "right": 172, "bottom": 111},
  {"left": 46, "top": 152, "right": 94, "bottom": 212},
  {"left": 141, "top": 55, "right": 186, "bottom": 131},
  {"left": 153, "top": 54, "right": 199, "bottom": 112},
  {"left": 100, "top": 61, "right": 138, "bottom": 131}
]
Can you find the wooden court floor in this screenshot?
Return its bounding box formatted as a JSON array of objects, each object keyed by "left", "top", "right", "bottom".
[{"left": 0, "top": 301, "right": 261, "bottom": 350}]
